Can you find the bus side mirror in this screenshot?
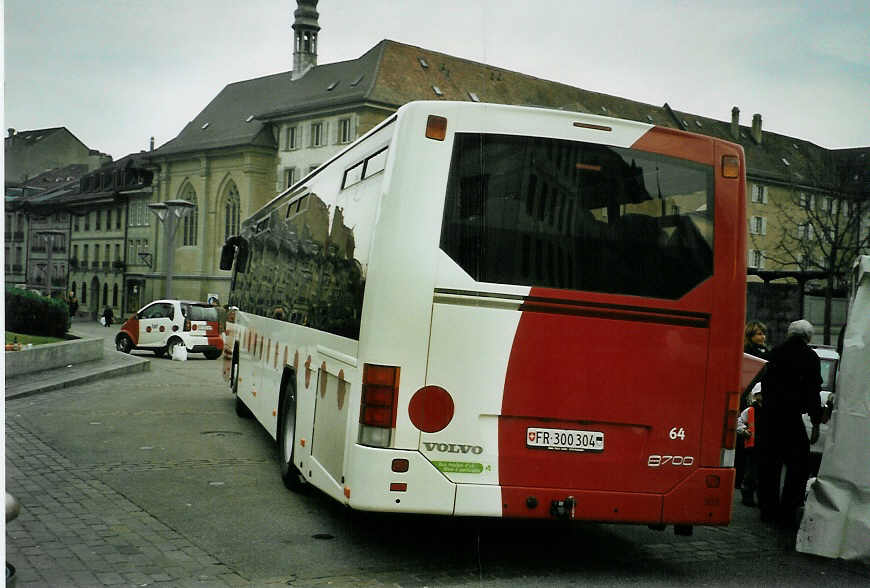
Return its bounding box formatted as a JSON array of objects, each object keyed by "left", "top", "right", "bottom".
[{"left": 220, "top": 236, "right": 249, "bottom": 272}]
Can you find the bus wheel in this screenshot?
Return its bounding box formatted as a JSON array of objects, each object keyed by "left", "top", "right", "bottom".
[
  {"left": 279, "top": 380, "right": 307, "bottom": 492},
  {"left": 230, "top": 352, "right": 240, "bottom": 394},
  {"left": 235, "top": 395, "right": 252, "bottom": 418}
]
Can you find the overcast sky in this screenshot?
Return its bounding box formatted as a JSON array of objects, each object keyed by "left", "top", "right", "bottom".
[{"left": 4, "top": 0, "right": 869, "bottom": 161}]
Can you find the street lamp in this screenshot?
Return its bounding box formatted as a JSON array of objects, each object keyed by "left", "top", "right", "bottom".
[
  {"left": 148, "top": 199, "right": 195, "bottom": 299},
  {"left": 37, "top": 229, "right": 67, "bottom": 298}
]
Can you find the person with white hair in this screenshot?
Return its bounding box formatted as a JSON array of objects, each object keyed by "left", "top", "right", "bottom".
[{"left": 756, "top": 319, "right": 823, "bottom": 528}]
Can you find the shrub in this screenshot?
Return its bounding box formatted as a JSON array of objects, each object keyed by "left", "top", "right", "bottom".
[{"left": 5, "top": 286, "right": 69, "bottom": 337}]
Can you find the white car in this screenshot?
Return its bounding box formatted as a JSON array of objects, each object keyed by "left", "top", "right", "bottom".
[
  {"left": 115, "top": 299, "right": 224, "bottom": 360},
  {"left": 805, "top": 345, "right": 839, "bottom": 460}
]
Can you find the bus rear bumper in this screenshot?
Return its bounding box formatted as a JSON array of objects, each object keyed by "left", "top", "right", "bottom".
[
  {"left": 344, "top": 444, "right": 456, "bottom": 514},
  {"left": 497, "top": 467, "right": 734, "bottom": 525}
]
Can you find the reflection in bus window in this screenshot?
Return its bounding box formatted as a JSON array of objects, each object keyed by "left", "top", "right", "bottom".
[{"left": 441, "top": 133, "right": 714, "bottom": 299}]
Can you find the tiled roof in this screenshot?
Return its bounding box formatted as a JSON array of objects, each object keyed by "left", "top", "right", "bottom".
[{"left": 151, "top": 39, "right": 861, "bottom": 191}]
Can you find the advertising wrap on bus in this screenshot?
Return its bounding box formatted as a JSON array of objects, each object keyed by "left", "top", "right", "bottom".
[{"left": 220, "top": 101, "right": 747, "bottom": 532}]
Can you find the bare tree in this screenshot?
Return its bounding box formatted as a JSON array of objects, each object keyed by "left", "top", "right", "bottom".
[{"left": 755, "top": 151, "right": 870, "bottom": 344}]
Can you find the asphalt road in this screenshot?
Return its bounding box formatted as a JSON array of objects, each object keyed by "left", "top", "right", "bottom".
[{"left": 5, "top": 321, "right": 870, "bottom": 586}]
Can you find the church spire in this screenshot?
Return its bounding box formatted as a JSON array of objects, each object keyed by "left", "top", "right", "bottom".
[{"left": 292, "top": 0, "right": 320, "bottom": 80}]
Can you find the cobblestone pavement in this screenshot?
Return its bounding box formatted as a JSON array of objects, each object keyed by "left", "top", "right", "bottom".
[
  {"left": 5, "top": 417, "right": 249, "bottom": 587},
  {"left": 6, "top": 335, "right": 870, "bottom": 587}
]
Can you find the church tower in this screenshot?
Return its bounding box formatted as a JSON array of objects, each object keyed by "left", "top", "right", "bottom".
[{"left": 292, "top": 0, "right": 320, "bottom": 80}]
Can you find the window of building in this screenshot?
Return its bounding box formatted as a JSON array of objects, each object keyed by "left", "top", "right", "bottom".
[
  {"left": 311, "top": 122, "right": 324, "bottom": 147},
  {"left": 798, "top": 223, "right": 815, "bottom": 240},
  {"left": 181, "top": 185, "right": 198, "bottom": 246},
  {"left": 106, "top": 209, "right": 112, "bottom": 230},
  {"left": 114, "top": 244, "right": 120, "bottom": 261},
  {"left": 113, "top": 284, "right": 118, "bottom": 306},
  {"left": 81, "top": 283, "right": 87, "bottom": 304},
  {"left": 284, "top": 168, "right": 297, "bottom": 189},
  {"left": 84, "top": 213, "right": 90, "bottom": 231},
  {"left": 748, "top": 249, "right": 765, "bottom": 269},
  {"left": 73, "top": 216, "right": 80, "bottom": 231},
  {"left": 286, "top": 126, "right": 298, "bottom": 150},
  {"left": 338, "top": 118, "right": 353, "bottom": 144},
  {"left": 800, "top": 192, "right": 816, "bottom": 210},
  {"left": 224, "top": 182, "right": 240, "bottom": 241},
  {"left": 750, "top": 216, "right": 767, "bottom": 235},
  {"left": 84, "top": 244, "right": 89, "bottom": 263},
  {"left": 104, "top": 244, "right": 110, "bottom": 265},
  {"left": 750, "top": 184, "right": 768, "bottom": 204},
  {"left": 116, "top": 207, "right": 122, "bottom": 229},
  {"left": 103, "top": 283, "right": 108, "bottom": 306},
  {"left": 96, "top": 210, "right": 102, "bottom": 230}
]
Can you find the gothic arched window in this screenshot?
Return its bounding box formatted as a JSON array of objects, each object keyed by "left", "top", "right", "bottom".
[
  {"left": 224, "top": 182, "right": 240, "bottom": 242},
  {"left": 180, "top": 184, "right": 198, "bottom": 246}
]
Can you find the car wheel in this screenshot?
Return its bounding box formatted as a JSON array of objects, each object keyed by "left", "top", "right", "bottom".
[
  {"left": 116, "top": 334, "right": 133, "bottom": 354},
  {"left": 204, "top": 349, "right": 221, "bottom": 360},
  {"left": 279, "top": 379, "right": 307, "bottom": 492}
]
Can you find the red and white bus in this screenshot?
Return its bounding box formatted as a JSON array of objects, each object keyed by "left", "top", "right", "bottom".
[{"left": 220, "top": 101, "right": 746, "bottom": 532}]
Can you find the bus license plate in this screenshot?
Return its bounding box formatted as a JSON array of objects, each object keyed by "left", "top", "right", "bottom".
[{"left": 526, "top": 427, "right": 604, "bottom": 452}]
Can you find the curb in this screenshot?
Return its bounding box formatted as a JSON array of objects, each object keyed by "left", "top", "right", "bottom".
[{"left": 5, "top": 356, "right": 150, "bottom": 401}]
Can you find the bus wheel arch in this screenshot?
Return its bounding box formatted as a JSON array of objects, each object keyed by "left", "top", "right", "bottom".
[{"left": 278, "top": 367, "right": 307, "bottom": 491}]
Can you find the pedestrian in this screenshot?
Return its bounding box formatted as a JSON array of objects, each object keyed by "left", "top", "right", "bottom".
[
  {"left": 737, "top": 386, "right": 763, "bottom": 506},
  {"left": 756, "top": 319, "right": 822, "bottom": 528},
  {"left": 736, "top": 320, "right": 769, "bottom": 489},
  {"left": 744, "top": 320, "right": 769, "bottom": 360},
  {"left": 68, "top": 291, "right": 79, "bottom": 318},
  {"left": 103, "top": 306, "right": 114, "bottom": 328}
]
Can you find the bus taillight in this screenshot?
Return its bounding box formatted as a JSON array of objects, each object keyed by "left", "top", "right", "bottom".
[{"left": 359, "top": 364, "right": 400, "bottom": 447}]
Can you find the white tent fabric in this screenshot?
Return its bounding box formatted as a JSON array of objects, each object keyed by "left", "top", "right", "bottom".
[{"left": 797, "top": 256, "right": 870, "bottom": 562}]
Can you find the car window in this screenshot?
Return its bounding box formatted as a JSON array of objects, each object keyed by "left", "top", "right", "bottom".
[
  {"left": 185, "top": 304, "right": 219, "bottom": 322},
  {"left": 819, "top": 358, "right": 837, "bottom": 391},
  {"left": 140, "top": 303, "right": 174, "bottom": 320}
]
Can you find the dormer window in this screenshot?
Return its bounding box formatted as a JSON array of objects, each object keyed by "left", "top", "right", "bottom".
[
  {"left": 418, "top": 57, "right": 429, "bottom": 69},
  {"left": 327, "top": 81, "right": 338, "bottom": 91},
  {"left": 432, "top": 86, "right": 443, "bottom": 96},
  {"left": 468, "top": 92, "right": 480, "bottom": 102}
]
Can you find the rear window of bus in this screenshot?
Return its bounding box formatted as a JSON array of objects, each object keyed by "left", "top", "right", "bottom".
[{"left": 440, "top": 133, "right": 714, "bottom": 299}]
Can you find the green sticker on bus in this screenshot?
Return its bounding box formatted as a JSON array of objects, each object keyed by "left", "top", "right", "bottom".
[{"left": 432, "top": 461, "right": 484, "bottom": 474}]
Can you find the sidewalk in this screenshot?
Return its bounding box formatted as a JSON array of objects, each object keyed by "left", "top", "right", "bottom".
[{"left": 4, "top": 319, "right": 150, "bottom": 401}]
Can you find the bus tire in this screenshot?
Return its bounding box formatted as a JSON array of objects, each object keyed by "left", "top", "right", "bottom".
[
  {"left": 278, "top": 375, "right": 307, "bottom": 492},
  {"left": 235, "top": 395, "right": 252, "bottom": 418},
  {"left": 230, "top": 348, "right": 240, "bottom": 394}
]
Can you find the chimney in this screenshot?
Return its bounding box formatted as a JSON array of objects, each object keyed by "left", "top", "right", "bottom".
[
  {"left": 150, "top": 137, "right": 155, "bottom": 151},
  {"left": 730, "top": 107, "right": 739, "bottom": 140},
  {"left": 291, "top": 0, "right": 320, "bottom": 80},
  {"left": 7, "top": 128, "right": 16, "bottom": 138},
  {"left": 751, "top": 113, "right": 762, "bottom": 145}
]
